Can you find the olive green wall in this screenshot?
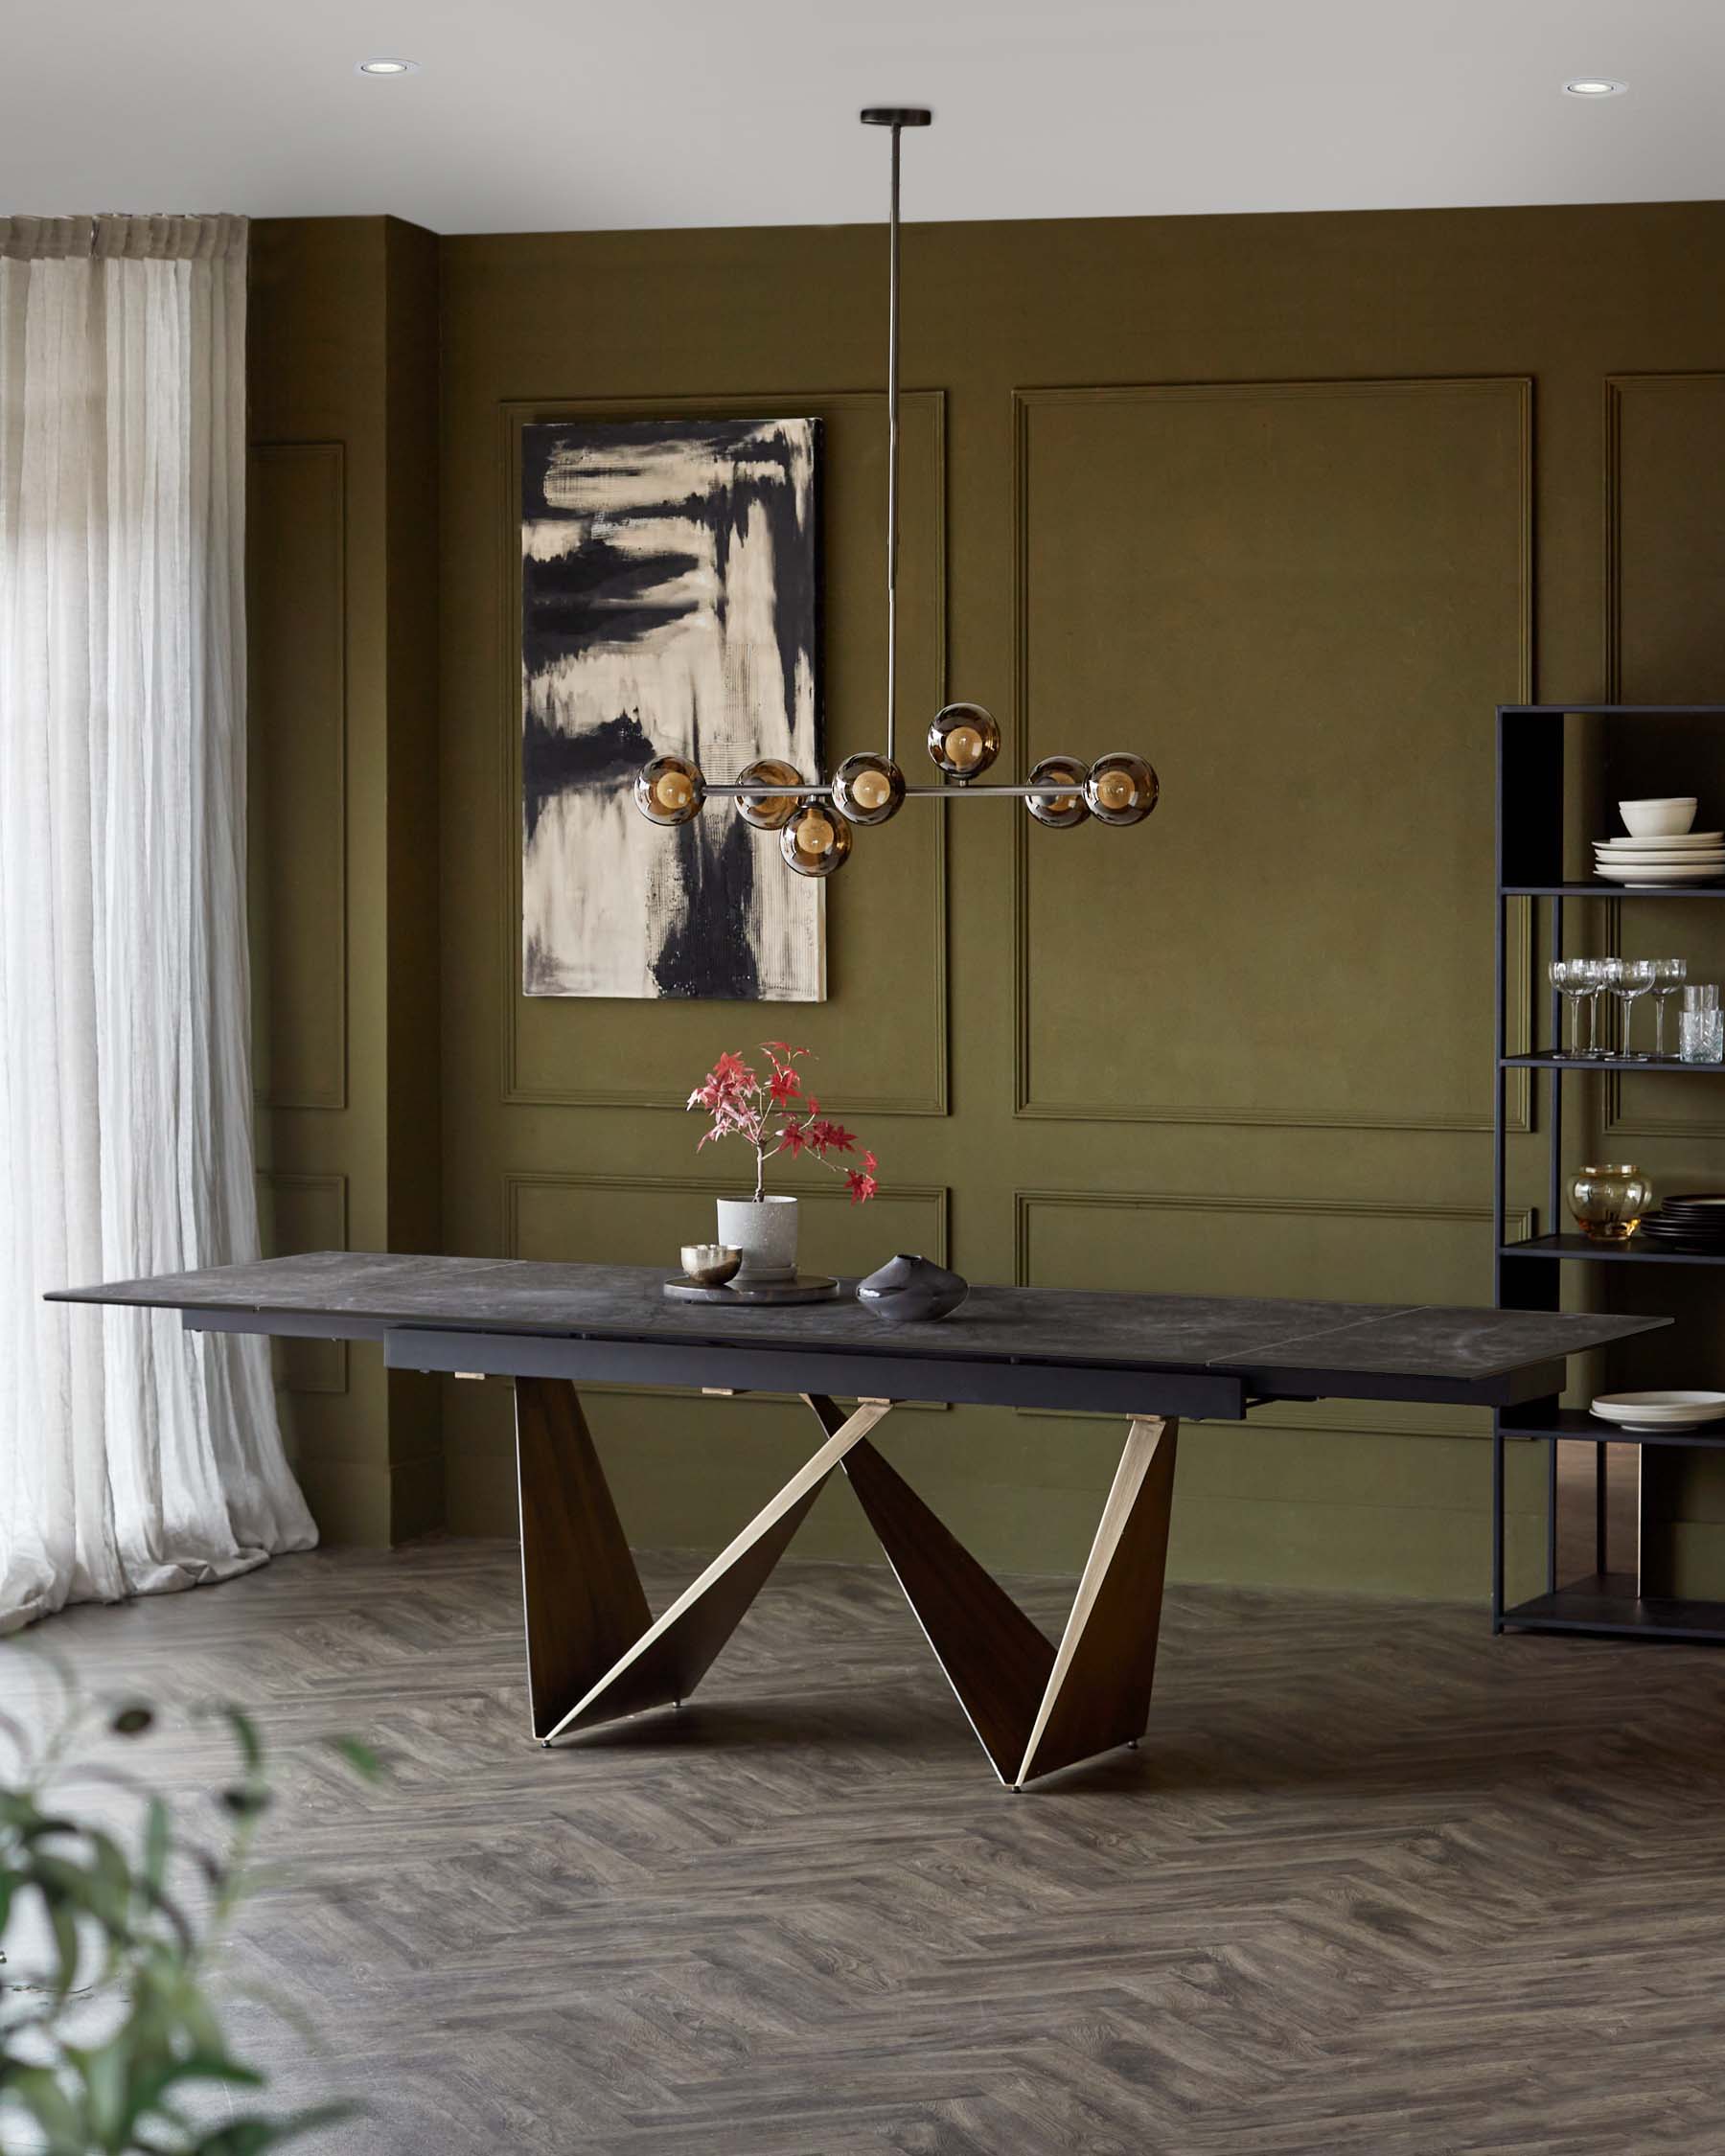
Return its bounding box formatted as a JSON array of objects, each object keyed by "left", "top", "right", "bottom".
[
  {"left": 250, "top": 199, "right": 1725, "bottom": 1596},
  {"left": 248, "top": 217, "right": 444, "bottom": 1544}
]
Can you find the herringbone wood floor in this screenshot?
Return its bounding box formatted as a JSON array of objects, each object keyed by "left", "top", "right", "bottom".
[{"left": 12, "top": 1536, "right": 1725, "bottom": 2154}]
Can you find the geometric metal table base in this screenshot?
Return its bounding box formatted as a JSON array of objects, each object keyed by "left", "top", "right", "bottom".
[{"left": 515, "top": 1377, "right": 1178, "bottom": 1788}]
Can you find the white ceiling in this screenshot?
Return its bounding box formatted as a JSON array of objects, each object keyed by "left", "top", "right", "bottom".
[{"left": 2, "top": 0, "right": 1721, "bottom": 236}]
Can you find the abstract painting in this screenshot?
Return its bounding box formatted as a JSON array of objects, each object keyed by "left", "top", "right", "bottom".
[{"left": 520, "top": 417, "right": 823, "bottom": 1000}]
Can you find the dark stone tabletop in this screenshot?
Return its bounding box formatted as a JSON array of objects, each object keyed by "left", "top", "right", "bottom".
[{"left": 47, "top": 1250, "right": 1667, "bottom": 1386}]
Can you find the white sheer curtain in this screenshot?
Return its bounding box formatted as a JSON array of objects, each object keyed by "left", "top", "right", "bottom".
[{"left": 0, "top": 214, "right": 316, "bottom": 1631}]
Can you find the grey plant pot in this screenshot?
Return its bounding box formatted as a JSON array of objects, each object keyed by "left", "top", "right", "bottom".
[{"left": 715, "top": 1195, "right": 799, "bottom": 1284}]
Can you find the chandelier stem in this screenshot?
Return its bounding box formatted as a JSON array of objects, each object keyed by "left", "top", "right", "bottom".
[
  {"left": 861, "top": 107, "right": 930, "bottom": 773},
  {"left": 886, "top": 118, "right": 902, "bottom": 769}
]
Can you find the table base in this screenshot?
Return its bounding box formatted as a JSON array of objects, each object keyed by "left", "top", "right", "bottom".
[{"left": 516, "top": 1379, "right": 1179, "bottom": 1789}]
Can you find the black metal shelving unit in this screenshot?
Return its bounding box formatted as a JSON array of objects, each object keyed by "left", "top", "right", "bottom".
[{"left": 1493, "top": 703, "right": 1725, "bottom": 1643}]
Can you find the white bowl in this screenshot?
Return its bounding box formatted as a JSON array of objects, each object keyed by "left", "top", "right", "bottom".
[{"left": 1620, "top": 797, "right": 1698, "bottom": 837}]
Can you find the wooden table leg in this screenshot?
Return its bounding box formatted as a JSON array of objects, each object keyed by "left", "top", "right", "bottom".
[
  {"left": 517, "top": 1376, "right": 652, "bottom": 1741},
  {"left": 819, "top": 1396, "right": 1180, "bottom": 1788},
  {"left": 826, "top": 1409, "right": 1056, "bottom": 1783},
  {"left": 517, "top": 1378, "right": 893, "bottom": 1745},
  {"left": 1016, "top": 1416, "right": 1178, "bottom": 1785}
]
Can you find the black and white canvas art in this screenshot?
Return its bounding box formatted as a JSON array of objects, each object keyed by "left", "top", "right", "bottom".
[{"left": 520, "top": 417, "right": 823, "bottom": 1000}]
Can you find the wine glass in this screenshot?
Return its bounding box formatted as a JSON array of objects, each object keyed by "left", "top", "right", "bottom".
[
  {"left": 1651, "top": 957, "right": 1688, "bottom": 1060},
  {"left": 1568, "top": 956, "right": 1607, "bottom": 1057},
  {"left": 1549, "top": 959, "right": 1592, "bottom": 1059},
  {"left": 1604, "top": 957, "right": 1656, "bottom": 1060}
]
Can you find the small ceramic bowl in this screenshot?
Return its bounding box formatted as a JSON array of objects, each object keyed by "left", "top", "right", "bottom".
[
  {"left": 1620, "top": 796, "right": 1698, "bottom": 837},
  {"left": 680, "top": 1243, "right": 742, "bottom": 1287}
]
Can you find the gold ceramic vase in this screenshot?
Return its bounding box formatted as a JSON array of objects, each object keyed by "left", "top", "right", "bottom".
[{"left": 1567, "top": 1163, "right": 1653, "bottom": 1243}]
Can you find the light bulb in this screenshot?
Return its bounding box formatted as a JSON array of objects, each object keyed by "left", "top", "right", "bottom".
[
  {"left": 780, "top": 803, "right": 853, "bottom": 876},
  {"left": 734, "top": 759, "right": 805, "bottom": 830},
  {"left": 927, "top": 701, "right": 1001, "bottom": 780},
  {"left": 1083, "top": 754, "right": 1160, "bottom": 827},
  {"left": 833, "top": 753, "right": 906, "bottom": 824},
  {"left": 632, "top": 755, "right": 706, "bottom": 826},
  {"left": 1025, "top": 756, "right": 1091, "bottom": 829}
]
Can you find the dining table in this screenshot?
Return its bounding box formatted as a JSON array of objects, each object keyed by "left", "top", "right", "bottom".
[{"left": 48, "top": 1253, "right": 1664, "bottom": 1788}]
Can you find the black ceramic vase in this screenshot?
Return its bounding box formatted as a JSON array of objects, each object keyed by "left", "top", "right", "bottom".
[{"left": 856, "top": 1252, "right": 969, "bottom": 1323}]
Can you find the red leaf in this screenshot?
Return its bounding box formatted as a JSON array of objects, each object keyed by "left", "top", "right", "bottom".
[{"left": 707, "top": 1050, "right": 756, "bottom": 1098}]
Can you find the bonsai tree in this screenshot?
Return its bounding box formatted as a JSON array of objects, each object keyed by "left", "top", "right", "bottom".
[{"left": 688, "top": 1043, "right": 878, "bottom": 1204}]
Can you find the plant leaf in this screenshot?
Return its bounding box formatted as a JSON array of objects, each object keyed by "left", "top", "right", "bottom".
[
  {"left": 193, "top": 2099, "right": 357, "bottom": 2152},
  {"left": 79, "top": 2028, "right": 135, "bottom": 2143},
  {"left": 6, "top": 2063, "right": 86, "bottom": 2153},
  {"left": 39, "top": 1879, "right": 83, "bottom": 1993},
  {"left": 0, "top": 1702, "right": 40, "bottom": 1767},
  {"left": 206, "top": 1705, "right": 264, "bottom": 1775},
  {"left": 142, "top": 1796, "right": 170, "bottom": 1894},
  {"left": 322, "top": 1735, "right": 385, "bottom": 1782}
]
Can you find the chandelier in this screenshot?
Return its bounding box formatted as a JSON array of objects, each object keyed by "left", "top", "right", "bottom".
[{"left": 632, "top": 107, "right": 1160, "bottom": 878}]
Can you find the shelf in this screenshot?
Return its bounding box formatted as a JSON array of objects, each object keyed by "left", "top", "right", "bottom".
[
  {"left": 1500, "top": 1406, "right": 1725, "bottom": 1449},
  {"left": 1501, "top": 1233, "right": 1725, "bottom": 1266},
  {"left": 1503, "top": 1572, "right": 1725, "bottom": 1643},
  {"left": 1500, "top": 705, "right": 1725, "bottom": 717},
  {"left": 1501, "top": 1054, "right": 1723, "bottom": 1072},
  {"left": 1501, "top": 883, "right": 1725, "bottom": 898},
  {"left": 1495, "top": 707, "right": 1725, "bottom": 1653}
]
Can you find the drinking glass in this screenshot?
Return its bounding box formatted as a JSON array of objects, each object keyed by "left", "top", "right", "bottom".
[
  {"left": 1651, "top": 957, "right": 1688, "bottom": 1059},
  {"left": 1549, "top": 959, "right": 1591, "bottom": 1059},
  {"left": 1680, "top": 983, "right": 1724, "bottom": 1064},
  {"left": 1603, "top": 957, "right": 1656, "bottom": 1060},
  {"left": 1569, "top": 956, "right": 1607, "bottom": 1058}
]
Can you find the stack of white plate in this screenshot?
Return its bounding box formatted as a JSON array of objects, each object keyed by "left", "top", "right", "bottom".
[
  {"left": 1594, "top": 833, "right": 1725, "bottom": 885},
  {"left": 1590, "top": 1389, "right": 1725, "bottom": 1433}
]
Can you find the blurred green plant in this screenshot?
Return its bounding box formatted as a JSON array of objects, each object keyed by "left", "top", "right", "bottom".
[{"left": 0, "top": 1656, "right": 381, "bottom": 2154}]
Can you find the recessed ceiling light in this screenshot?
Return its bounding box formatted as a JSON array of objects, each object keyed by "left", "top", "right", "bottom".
[
  {"left": 1563, "top": 78, "right": 1627, "bottom": 97},
  {"left": 356, "top": 57, "right": 418, "bottom": 76}
]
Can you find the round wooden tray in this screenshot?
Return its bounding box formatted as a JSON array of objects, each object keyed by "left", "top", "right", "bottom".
[{"left": 662, "top": 1273, "right": 840, "bottom": 1306}]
